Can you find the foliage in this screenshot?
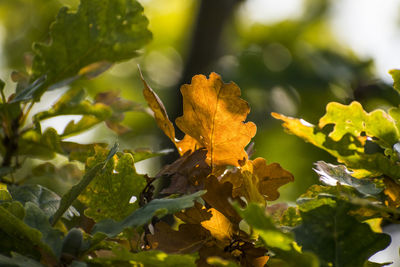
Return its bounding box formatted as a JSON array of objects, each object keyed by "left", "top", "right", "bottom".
[{"left": 0, "top": 0, "right": 398, "bottom": 266}]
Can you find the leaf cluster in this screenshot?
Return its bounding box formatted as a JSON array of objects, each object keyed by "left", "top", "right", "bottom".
[{"left": 0, "top": 0, "right": 398, "bottom": 266}]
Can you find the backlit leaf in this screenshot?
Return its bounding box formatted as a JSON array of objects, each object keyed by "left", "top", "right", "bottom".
[
  {"left": 176, "top": 73, "right": 257, "bottom": 168},
  {"left": 272, "top": 112, "right": 400, "bottom": 180},
  {"left": 389, "top": 69, "right": 400, "bottom": 94},
  {"left": 15, "top": 0, "right": 151, "bottom": 102},
  {"left": 319, "top": 101, "right": 399, "bottom": 149},
  {"left": 221, "top": 158, "right": 293, "bottom": 204},
  {"left": 79, "top": 146, "right": 146, "bottom": 222},
  {"left": 90, "top": 246, "right": 197, "bottom": 267}
]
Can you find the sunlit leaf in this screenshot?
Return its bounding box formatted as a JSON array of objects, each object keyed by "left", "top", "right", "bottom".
[
  {"left": 221, "top": 158, "right": 293, "bottom": 204},
  {"left": 90, "top": 246, "right": 197, "bottom": 266},
  {"left": 14, "top": 0, "right": 151, "bottom": 102},
  {"left": 51, "top": 144, "right": 118, "bottom": 226},
  {"left": 272, "top": 112, "right": 400, "bottom": 180},
  {"left": 176, "top": 73, "right": 257, "bottom": 168},
  {"left": 389, "top": 69, "right": 400, "bottom": 94},
  {"left": 79, "top": 146, "right": 146, "bottom": 222},
  {"left": 319, "top": 101, "right": 399, "bottom": 149}
]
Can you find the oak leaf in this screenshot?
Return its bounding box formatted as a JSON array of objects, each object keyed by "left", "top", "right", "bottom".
[
  {"left": 221, "top": 158, "right": 294, "bottom": 204},
  {"left": 176, "top": 73, "right": 257, "bottom": 168}
]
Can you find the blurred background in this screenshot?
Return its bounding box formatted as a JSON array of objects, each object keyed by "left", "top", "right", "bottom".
[{"left": 1, "top": 0, "right": 400, "bottom": 264}]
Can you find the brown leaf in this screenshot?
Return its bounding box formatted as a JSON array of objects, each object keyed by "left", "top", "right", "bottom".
[
  {"left": 253, "top": 158, "right": 294, "bottom": 201},
  {"left": 203, "top": 176, "right": 243, "bottom": 224},
  {"left": 176, "top": 202, "right": 212, "bottom": 224},
  {"left": 175, "top": 73, "right": 257, "bottom": 169},
  {"left": 147, "top": 221, "right": 209, "bottom": 254},
  {"left": 159, "top": 149, "right": 211, "bottom": 195},
  {"left": 141, "top": 71, "right": 176, "bottom": 144},
  {"left": 221, "top": 158, "right": 294, "bottom": 204}
]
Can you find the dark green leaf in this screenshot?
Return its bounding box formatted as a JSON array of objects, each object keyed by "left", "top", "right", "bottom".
[
  {"left": 0, "top": 252, "right": 44, "bottom": 267},
  {"left": 51, "top": 144, "right": 118, "bottom": 226},
  {"left": 234, "top": 203, "right": 319, "bottom": 267},
  {"left": 24, "top": 202, "right": 63, "bottom": 257},
  {"left": 8, "top": 184, "right": 78, "bottom": 219},
  {"left": 0, "top": 205, "right": 55, "bottom": 258},
  {"left": 124, "top": 148, "right": 174, "bottom": 162},
  {"left": 294, "top": 202, "right": 391, "bottom": 267},
  {"left": 92, "top": 190, "right": 206, "bottom": 237}
]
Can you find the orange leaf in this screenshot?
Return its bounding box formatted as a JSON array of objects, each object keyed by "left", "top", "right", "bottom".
[
  {"left": 200, "top": 208, "right": 235, "bottom": 244},
  {"left": 176, "top": 73, "right": 257, "bottom": 168}
]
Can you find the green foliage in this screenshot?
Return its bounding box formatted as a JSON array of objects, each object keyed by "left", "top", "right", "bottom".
[
  {"left": 14, "top": 0, "right": 151, "bottom": 102},
  {"left": 294, "top": 202, "right": 390, "bottom": 267},
  {"left": 79, "top": 146, "right": 147, "bottom": 222}
]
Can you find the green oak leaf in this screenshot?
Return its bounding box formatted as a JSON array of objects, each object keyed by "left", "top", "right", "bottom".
[
  {"left": 0, "top": 205, "right": 55, "bottom": 259},
  {"left": 294, "top": 202, "right": 391, "bottom": 267},
  {"left": 24, "top": 202, "right": 64, "bottom": 258},
  {"left": 92, "top": 190, "right": 205, "bottom": 237},
  {"left": 234, "top": 203, "right": 319, "bottom": 267},
  {"left": 319, "top": 102, "right": 399, "bottom": 149},
  {"left": 389, "top": 69, "right": 400, "bottom": 94},
  {"left": 0, "top": 252, "right": 45, "bottom": 267},
  {"left": 8, "top": 184, "right": 79, "bottom": 219},
  {"left": 18, "top": 128, "right": 63, "bottom": 160},
  {"left": 14, "top": 0, "right": 151, "bottom": 102},
  {"left": 89, "top": 247, "right": 197, "bottom": 267},
  {"left": 79, "top": 146, "right": 147, "bottom": 222},
  {"left": 272, "top": 112, "right": 400, "bottom": 180}
]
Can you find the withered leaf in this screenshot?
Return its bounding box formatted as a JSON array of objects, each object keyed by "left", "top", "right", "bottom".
[
  {"left": 203, "top": 176, "right": 243, "bottom": 224},
  {"left": 221, "top": 158, "right": 294, "bottom": 204},
  {"left": 147, "top": 221, "right": 209, "bottom": 254},
  {"left": 176, "top": 202, "right": 212, "bottom": 225},
  {"left": 253, "top": 158, "right": 294, "bottom": 201},
  {"left": 141, "top": 71, "right": 176, "bottom": 143},
  {"left": 159, "top": 149, "right": 211, "bottom": 195},
  {"left": 175, "top": 73, "right": 257, "bottom": 168}
]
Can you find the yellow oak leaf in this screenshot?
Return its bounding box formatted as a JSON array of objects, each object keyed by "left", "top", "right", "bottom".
[
  {"left": 175, "top": 73, "right": 257, "bottom": 169},
  {"left": 200, "top": 208, "right": 234, "bottom": 244}
]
